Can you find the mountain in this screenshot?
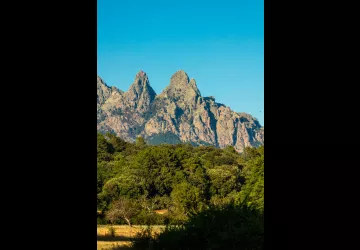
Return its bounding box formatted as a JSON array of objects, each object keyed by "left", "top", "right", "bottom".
[{"left": 97, "top": 70, "right": 264, "bottom": 152}]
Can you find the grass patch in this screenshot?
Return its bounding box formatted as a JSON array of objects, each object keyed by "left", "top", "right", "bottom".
[{"left": 97, "top": 225, "right": 164, "bottom": 250}]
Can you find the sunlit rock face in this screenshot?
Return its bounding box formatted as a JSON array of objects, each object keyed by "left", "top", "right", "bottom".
[{"left": 97, "top": 70, "right": 263, "bottom": 152}]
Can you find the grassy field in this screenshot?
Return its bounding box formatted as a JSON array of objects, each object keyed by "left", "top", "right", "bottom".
[{"left": 97, "top": 225, "right": 164, "bottom": 250}]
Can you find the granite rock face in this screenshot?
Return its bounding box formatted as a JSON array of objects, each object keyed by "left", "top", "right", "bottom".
[{"left": 97, "top": 70, "right": 264, "bottom": 152}]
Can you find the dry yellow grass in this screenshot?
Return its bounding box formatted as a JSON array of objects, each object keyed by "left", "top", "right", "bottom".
[
  {"left": 97, "top": 241, "right": 131, "bottom": 250},
  {"left": 97, "top": 225, "right": 164, "bottom": 250},
  {"left": 154, "top": 209, "right": 168, "bottom": 215}
]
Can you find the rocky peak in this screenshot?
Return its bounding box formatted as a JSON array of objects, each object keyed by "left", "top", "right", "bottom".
[
  {"left": 189, "top": 78, "right": 201, "bottom": 96},
  {"left": 97, "top": 76, "right": 112, "bottom": 105},
  {"left": 170, "top": 70, "right": 190, "bottom": 87},
  {"left": 136, "top": 69, "right": 146, "bottom": 78},
  {"left": 128, "top": 70, "right": 149, "bottom": 93},
  {"left": 160, "top": 70, "right": 201, "bottom": 107},
  {"left": 125, "top": 70, "right": 156, "bottom": 111},
  {"left": 97, "top": 76, "right": 109, "bottom": 88}
]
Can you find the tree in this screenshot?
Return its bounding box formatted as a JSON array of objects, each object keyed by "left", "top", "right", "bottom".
[
  {"left": 102, "top": 174, "right": 145, "bottom": 201},
  {"left": 242, "top": 146, "right": 260, "bottom": 160},
  {"left": 138, "top": 195, "right": 156, "bottom": 213},
  {"left": 207, "top": 165, "right": 241, "bottom": 197},
  {"left": 97, "top": 132, "right": 114, "bottom": 161},
  {"left": 183, "top": 157, "right": 209, "bottom": 191},
  {"left": 224, "top": 145, "right": 237, "bottom": 154},
  {"left": 105, "top": 197, "right": 139, "bottom": 227},
  {"left": 170, "top": 182, "right": 207, "bottom": 216},
  {"left": 237, "top": 155, "right": 264, "bottom": 211},
  {"left": 134, "top": 146, "right": 180, "bottom": 197},
  {"left": 136, "top": 136, "right": 147, "bottom": 149},
  {"left": 106, "top": 132, "right": 128, "bottom": 152}
]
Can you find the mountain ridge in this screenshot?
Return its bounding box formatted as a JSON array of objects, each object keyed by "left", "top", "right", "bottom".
[{"left": 97, "top": 70, "right": 264, "bottom": 152}]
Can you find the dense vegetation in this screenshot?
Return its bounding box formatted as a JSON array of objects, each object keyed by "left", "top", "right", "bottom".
[
  {"left": 97, "top": 132, "right": 264, "bottom": 249},
  {"left": 131, "top": 205, "right": 263, "bottom": 250}
]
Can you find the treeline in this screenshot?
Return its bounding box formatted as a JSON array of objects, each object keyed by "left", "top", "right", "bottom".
[{"left": 97, "top": 132, "right": 264, "bottom": 226}]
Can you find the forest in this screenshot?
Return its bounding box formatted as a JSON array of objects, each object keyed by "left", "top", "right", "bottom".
[{"left": 97, "top": 132, "right": 264, "bottom": 249}]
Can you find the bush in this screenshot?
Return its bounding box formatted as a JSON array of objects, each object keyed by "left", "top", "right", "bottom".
[
  {"left": 97, "top": 212, "right": 107, "bottom": 225},
  {"left": 108, "top": 226, "right": 116, "bottom": 237},
  {"left": 133, "top": 211, "right": 165, "bottom": 225},
  {"left": 131, "top": 226, "right": 157, "bottom": 250},
  {"left": 97, "top": 216, "right": 107, "bottom": 225},
  {"left": 162, "top": 211, "right": 187, "bottom": 226},
  {"left": 131, "top": 204, "right": 264, "bottom": 250}
]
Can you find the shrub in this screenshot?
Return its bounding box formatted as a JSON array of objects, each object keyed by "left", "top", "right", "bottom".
[
  {"left": 131, "top": 226, "right": 157, "bottom": 250},
  {"left": 108, "top": 226, "right": 116, "bottom": 237},
  {"left": 97, "top": 216, "right": 107, "bottom": 225},
  {"left": 130, "top": 204, "right": 264, "bottom": 250},
  {"left": 132, "top": 211, "right": 165, "bottom": 225}
]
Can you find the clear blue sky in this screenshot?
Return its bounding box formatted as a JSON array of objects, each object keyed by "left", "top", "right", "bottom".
[{"left": 98, "top": 0, "right": 264, "bottom": 125}]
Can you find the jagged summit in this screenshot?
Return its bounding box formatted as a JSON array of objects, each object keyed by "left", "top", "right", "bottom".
[
  {"left": 97, "top": 76, "right": 109, "bottom": 87},
  {"left": 136, "top": 69, "right": 147, "bottom": 77},
  {"left": 97, "top": 76, "right": 112, "bottom": 106},
  {"left": 125, "top": 70, "right": 156, "bottom": 112},
  {"left": 170, "top": 70, "right": 189, "bottom": 84},
  {"left": 159, "top": 70, "right": 201, "bottom": 104},
  {"left": 128, "top": 70, "right": 150, "bottom": 91},
  {"left": 97, "top": 70, "right": 264, "bottom": 152},
  {"left": 189, "top": 78, "right": 201, "bottom": 96}
]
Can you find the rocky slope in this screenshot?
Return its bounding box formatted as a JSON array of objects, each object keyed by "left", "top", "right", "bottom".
[{"left": 97, "top": 70, "right": 264, "bottom": 152}]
